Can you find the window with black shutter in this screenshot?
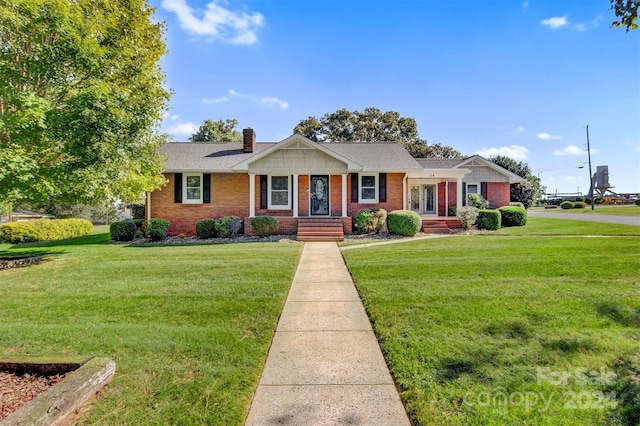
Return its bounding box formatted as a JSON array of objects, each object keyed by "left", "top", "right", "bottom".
[
  {"left": 379, "top": 173, "right": 387, "bottom": 202},
  {"left": 351, "top": 173, "right": 358, "bottom": 202},
  {"left": 260, "top": 175, "right": 268, "bottom": 209},
  {"left": 203, "top": 174, "right": 211, "bottom": 204},
  {"left": 174, "top": 173, "right": 183, "bottom": 203}
]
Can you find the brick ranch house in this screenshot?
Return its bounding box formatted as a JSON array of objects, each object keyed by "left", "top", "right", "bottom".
[{"left": 146, "top": 128, "right": 523, "bottom": 240}]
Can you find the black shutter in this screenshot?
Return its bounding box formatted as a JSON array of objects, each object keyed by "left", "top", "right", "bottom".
[
  {"left": 481, "top": 182, "right": 487, "bottom": 200},
  {"left": 351, "top": 173, "right": 358, "bottom": 202},
  {"left": 291, "top": 175, "right": 294, "bottom": 209},
  {"left": 379, "top": 173, "right": 387, "bottom": 203},
  {"left": 462, "top": 183, "right": 467, "bottom": 206},
  {"left": 203, "top": 174, "right": 211, "bottom": 203},
  {"left": 174, "top": 173, "right": 183, "bottom": 203},
  {"left": 260, "top": 175, "right": 268, "bottom": 209}
]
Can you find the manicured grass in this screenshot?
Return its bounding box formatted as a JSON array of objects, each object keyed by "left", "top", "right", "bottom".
[
  {"left": 534, "top": 205, "right": 640, "bottom": 217},
  {"left": 342, "top": 221, "right": 640, "bottom": 425},
  {"left": 0, "top": 232, "right": 303, "bottom": 424}
]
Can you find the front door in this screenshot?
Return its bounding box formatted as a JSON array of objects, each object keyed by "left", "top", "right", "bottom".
[
  {"left": 310, "top": 175, "right": 329, "bottom": 215},
  {"left": 423, "top": 185, "right": 436, "bottom": 215}
]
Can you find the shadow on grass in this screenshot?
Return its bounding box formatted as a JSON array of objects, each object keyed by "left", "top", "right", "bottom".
[
  {"left": 2, "top": 232, "right": 111, "bottom": 254},
  {"left": 596, "top": 302, "right": 640, "bottom": 328}
]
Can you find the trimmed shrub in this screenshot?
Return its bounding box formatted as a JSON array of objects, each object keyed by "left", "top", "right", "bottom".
[
  {"left": 573, "top": 201, "right": 586, "bottom": 209},
  {"left": 467, "top": 194, "right": 490, "bottom": 209},
  {"left": 251, "top": 216, "right": 279, "bottom": 237},
  {"left": 499, "top": 206, "right": 527, "bottom": 227},
  {"left": 132, "top": 219, "right": 147, "bottom": 236},
  {"left": 148, "top": 218, "right": 169, "bottom": 241},
  {"left": 353, "top": 208, "right": 387, "bottom": 234},
  {"left": 509, "top": 202, "right": 525, "bottom": 209},
  {"left": 635, "top": 198, "right": 640, "bottom": 206},
  {"left": 560, "top": 201, "right": 574, "bottom": 210},
  {"left": 196, "top": 219, "right": 218, "bottom": 239},
  {"left": 130, "top": 204, "right": 145, "bottom": 220},
  {"left": 387, "top": 210, "right": 422, "bottom": 237},
  {"left": 476, "top": 209, "right": 501, "bottom": 231},
  {"left": 0, "top": 218, "right": 93, "bottom": 244},
  {"left": 110, "top": 221, "right": 137, "bottom": 242},
  {"left": 457, "top": 206, "right": 479, "bottom": 230},
  {"left": 216, "top": 216, "right": 242, "bottom": 238},
  {"left": 447, "top": 206, "right": 457, "bottom": 217}
]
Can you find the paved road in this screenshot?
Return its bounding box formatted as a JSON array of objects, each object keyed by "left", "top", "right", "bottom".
[{"left": 528, "top": 210, "right": 640, "bottom": 226}]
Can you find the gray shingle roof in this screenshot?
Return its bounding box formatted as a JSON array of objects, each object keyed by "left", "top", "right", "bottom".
[
  {"left": 162, "top": 139, "right": 424, "bottom": 172},
  {"left": 162, "top": 142, "right": 275, "bottom": 171},
  {"left": 415, "top": 158, "right": 465, "bottom": 169}
]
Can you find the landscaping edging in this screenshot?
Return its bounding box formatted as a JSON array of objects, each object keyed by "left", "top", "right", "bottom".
[
  {"left": 0, "top": 256, "right": 42, "bottom": 270},
  {"left": 0, "top": 356, "right": 115, "bottom": 426}
]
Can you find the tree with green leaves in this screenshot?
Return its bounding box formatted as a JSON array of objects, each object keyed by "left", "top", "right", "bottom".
[
  {"left": 293, "top": 107, "right": 462, "bottom": 159},
  {"left": 611, "top": 0, "right": 639, "bottom": 31},
  {"left": 489, "top": 155, "right": 543, "bottom": 208},
  {"left": 189, "top": 119, "right": 242, "bottom": 142},
  {"left": 0, "top": 0, "right": 170, "bottom": 210}
]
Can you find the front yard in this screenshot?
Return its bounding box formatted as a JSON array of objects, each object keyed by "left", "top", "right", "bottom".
[
  {"left": 0, "top": 231, "right": 302, "bottom": 424},
  {"left": 342, "top": 220, "right": 640, "bottom": 425}
]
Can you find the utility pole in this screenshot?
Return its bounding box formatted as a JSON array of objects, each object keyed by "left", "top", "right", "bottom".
[{"left": 586, "top": 125, "right": 594, "bottom": 210}]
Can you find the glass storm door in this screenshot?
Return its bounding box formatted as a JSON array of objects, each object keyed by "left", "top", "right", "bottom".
[
  {"left": 310, "top": 175, "right": 329, "bottom": 215},
  {"left": 423, "top": 185, "right": 436, "bottom": 215},
  {"left": 410, "top": 186, "right": 420, "bottom": 213}
]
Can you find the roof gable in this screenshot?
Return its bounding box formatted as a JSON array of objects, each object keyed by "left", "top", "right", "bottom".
[{"left": 455, "top": 155, "right": 525, "bottom": 183}]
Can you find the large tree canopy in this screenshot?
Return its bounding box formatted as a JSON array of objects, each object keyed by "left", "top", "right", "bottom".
[
  {"left": 293, "top": 107, "right": 462, "bottom": 159},
  {"left": 611, "top": 0, "right": 639, "bottom": 31},
  {"left": 189, "top": 119, "right": 242, "bottom": 142},
  {"left": 0, "top": 0, "right": 170, "bottom": 207}
]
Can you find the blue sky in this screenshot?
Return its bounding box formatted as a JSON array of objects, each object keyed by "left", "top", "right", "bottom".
[{"left": 151, "top": 0, "right": 639, "bottom": 195}]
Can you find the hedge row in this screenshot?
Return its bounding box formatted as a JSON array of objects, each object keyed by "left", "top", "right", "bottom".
[
  {"left": 195, "top": 217, "right": 243, "bottom": 239},
  {"left": 0, "top": 219, "right": 93, "bottom": 244}
]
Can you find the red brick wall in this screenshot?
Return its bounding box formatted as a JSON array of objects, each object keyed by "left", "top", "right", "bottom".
[
  {"left": 487, "top": 182, "right": 511, "bottom": 207},
  {"left": 298, "top": 175, "right": 309, "bottom": 216},
  {"left": 330, "top": 175, "right": 342, "bottom": 216},
  {"left": 151, "top": 173, "right": 250, "bottom": 236},
  {"left": 347, "top": 173, "right": 404, "bottom": 216},
  {"left": 437, "top": 182, "right": 459, "bottom": 216}
]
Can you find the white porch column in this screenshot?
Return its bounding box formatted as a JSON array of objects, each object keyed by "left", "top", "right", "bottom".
[
  {"left": 249, "top": 174, "right": 256, "bottom": 217},
  {"left": 456, "top": 177, "right": 463, "bottom": 210},
  {"left": 146, "top": 192, "right": 151, "bottom": 221},
  {"left": 341, "top": 174, "right": 348, "bottom": 217},
  {"left": 403, "top": 175, "right": 407, "bottom": 210},
  {"left": 293, "top": 174, "right": 299, "bottom": 217}
]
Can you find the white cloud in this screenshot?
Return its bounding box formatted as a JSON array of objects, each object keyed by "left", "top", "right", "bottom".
[
  {"left": 202, "top": 96, "right": 229, "bottom": 104},
  {"left": 634, "top": 146, "right": 640, "bottom": 152},
  {"left": 229, "top": 89, "right": 247, "bottom": 98},
  {"left": 537, "top": 132, "right": 561, "bottom": 140},
  {"left": 521, "top": 1, "right": 529, "bottom": 11},
  {"left": 161, "top": 0, "right": 264, "bottom": 44},
  {"left": 565, "top": 176, "right": 583, "bottom": 182},
  {"left": 475, "top": 145, "right": 530, "bottom": 160},
  {"left": 166, "top": 122, "right": 199, "bottom": 136},
  {"left": 541, "top": 16, "right": 567, "bottom": 29},
  {"left": 517, "top": 126, "right": 525, "bottom": 133},
  {"left": 553, "top": 144, "right": 600, "bottom": 156},
  {"left": 260, "top": 97, "right": 289, "bottom": 110}
]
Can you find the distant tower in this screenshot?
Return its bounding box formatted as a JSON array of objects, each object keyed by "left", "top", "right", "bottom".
[{"left": 588, "top": 165, "right": 615, "bottom": 197}]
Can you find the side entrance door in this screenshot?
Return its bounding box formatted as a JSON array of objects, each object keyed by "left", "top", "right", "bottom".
[
  {"left": 423, "top": 185, "right": 436, "bottom": 215},
  {"left": 310, "top": 175, "right": 330, "bottom": 215}
]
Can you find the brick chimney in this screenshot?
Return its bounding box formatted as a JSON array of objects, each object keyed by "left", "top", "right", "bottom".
[{"left": 243, "top": 128, "right": 256, "bottom": 153}]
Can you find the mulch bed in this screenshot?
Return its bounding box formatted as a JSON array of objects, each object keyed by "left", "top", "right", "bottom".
[{"left": 0, "top": 371, "right": 69, "bottom": 420}]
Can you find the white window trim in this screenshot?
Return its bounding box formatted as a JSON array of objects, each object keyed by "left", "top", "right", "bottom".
[
  {"left": 183, "top": 173, "right": 203, "bottom": 204},
  {"left": 359, "top": 173, "right": 378, "bottom": 204},
  {"left": 465, "top": 182, "right": 480, "bottom": 206},
  {"left": 268, "top": 175, "right": 291, "bottom": 210}
]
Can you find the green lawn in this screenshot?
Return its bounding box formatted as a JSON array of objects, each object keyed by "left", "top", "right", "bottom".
[
  {"left": 342, "top": 221, "right": 640, "bottom": 425},
  {"left": 496, "top": 217, "right": 640, "bottom": 236},
  {"left": 0, "top": 231, "right": 302, "bottom": 425},
  {"left": 534, "top": 205, "right": 640, "bottom": 217}
]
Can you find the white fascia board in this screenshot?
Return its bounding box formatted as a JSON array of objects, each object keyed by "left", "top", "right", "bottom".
[{"left": 407, "top": 168, "right": 471, "bottom": 179}]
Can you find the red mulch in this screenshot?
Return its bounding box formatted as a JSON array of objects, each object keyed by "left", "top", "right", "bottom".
[{"left": 0, "top": 371, "right": 68, "bottom": 420}]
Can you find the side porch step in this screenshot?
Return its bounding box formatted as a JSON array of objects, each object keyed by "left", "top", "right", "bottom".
[
  {"left": 297, "top": 218, "right": 345, "bottom": 242},
  {"left": 421, "top": 219, "right": 461, "bottom": 234}
]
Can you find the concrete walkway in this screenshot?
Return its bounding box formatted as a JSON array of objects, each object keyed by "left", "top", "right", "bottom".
[{"left": 245, "top": 242, "right": 410, "bottom": 425}]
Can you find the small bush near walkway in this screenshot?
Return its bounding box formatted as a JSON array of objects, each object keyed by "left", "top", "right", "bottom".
[
  {"left": 499, "top": 206, "right": 527, "bottom": 227},
  {"left": 387, "top": 210, "right": 421, "bottom": 236},
  {"left": 216, "top": 216, "right": 242, "bottom": 238},
  {"left": 353, "top": 209, "right": 387, "bottom": 234},
  {"left": 574, "top": 201, "right": 586, "bottom": 209},
  {"left": 1, "top": 218, "right": 93, "bottom": 243},
  {"left": 457, "top": 206, "right": 479, "bottom": 230},
  {"left": 251, "top": 216, "right": 279, "bottom": 237},
  {"left": 476, "top": 209, "right": 501, "bottom": 230}
]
